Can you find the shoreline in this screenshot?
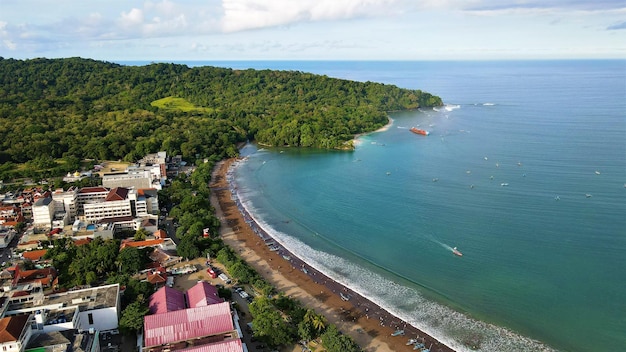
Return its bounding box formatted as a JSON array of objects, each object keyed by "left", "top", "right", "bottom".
[
  {"left": 352, "top": 116, "right": 394, "bottom": 146},
  {"left": 210, "top": 157, "right": 454, "bottom": 352}
]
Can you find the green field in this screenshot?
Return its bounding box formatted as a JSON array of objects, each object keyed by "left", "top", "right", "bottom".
[{"left": 150, "top": 96, "right": 215, "bottom": 113}]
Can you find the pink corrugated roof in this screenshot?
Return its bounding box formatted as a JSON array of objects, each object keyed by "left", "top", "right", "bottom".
[
  {"left": 186, "top": 281, "right": 224, "bottom": 308},
  {"left": 144, "top": 302, "right": 234, "bottom": 347},
  {"left": 148, "top": 286, "right": 186, "bottom": 315},
  {"left": 176, "top": 339, "right": 243, "bottom": 352}
]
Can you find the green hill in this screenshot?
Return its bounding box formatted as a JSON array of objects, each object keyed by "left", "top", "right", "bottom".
[{"left": 0, "top": 57, "right": 442, "bottom": 179}]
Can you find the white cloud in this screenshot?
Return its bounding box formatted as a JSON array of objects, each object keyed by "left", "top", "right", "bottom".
[
  {"left": 120, "top": 8, "right": 145, "bottom": 27},
  {"left": 220, "top": 0, "right": 402, "bottom": 32}
]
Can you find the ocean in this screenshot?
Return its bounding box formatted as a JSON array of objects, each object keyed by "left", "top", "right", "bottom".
[{"left": 126, "top": 60, "right": 626, "bottom": 351}]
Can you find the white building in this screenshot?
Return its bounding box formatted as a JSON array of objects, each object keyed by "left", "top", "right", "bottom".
[
  {"left": 102, "top": 170, "right": 152, "bottom": 190},
  {"left": 32, "top": 198, "right": 55, "bottom": 230},
  {"left": 51, "top": 187, "right": 78, "bottom": 222},
  {"left": 76, "top": 187, "right": 110, "bottom": 215},
  {"left": 83, "top": 188, "right": 133, "bottom": 224},
  {"left": 0, "top": 314, "right": 32, "bottom": 352},
  {"left": 5, "top": 284, "right": 120, "bottom": 334}
]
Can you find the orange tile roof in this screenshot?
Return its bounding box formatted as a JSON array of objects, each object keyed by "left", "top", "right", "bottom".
[
  {"left": 120, "top": 239, "right": 164, "bottom": 250},
  {"left": 0, "top": 315, "right": 29, "bottom": 343},
  {"left": 73, "top": 238, "right": 93, "bottom": 246},
  {"left": 22, "top": 249, "right": 47, "bottom": 261}
]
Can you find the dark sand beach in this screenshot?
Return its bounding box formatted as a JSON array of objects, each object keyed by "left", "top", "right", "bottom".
[{"left": 210, "top": 158, "right": 454, "bottom": 352}]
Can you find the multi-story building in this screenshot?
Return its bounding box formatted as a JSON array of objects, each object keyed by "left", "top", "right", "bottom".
[
  {"left": 83, "top": 188, "right": 133, "bottom": 224},
  {"left": 32, "top": 198, "right": 55, "bottom": 230},
  {"left": 102, "top": 170, "right": 152, "bottom": 190},
  {"left": 51, "top": 187, "right": 78, "bottom": 222},
  {"left": 0, "top": 314, "right": 32, "bottom": 352},
  {"left": 75, "top": 187, "right": 109, "bottom": 215}
]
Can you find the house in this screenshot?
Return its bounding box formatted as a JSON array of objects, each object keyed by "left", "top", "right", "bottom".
[
  {"left": 148, "top": 286, "right": 186, "bottom": 315},
  {"left": 12, "top": 267, "right": 57, "bottom": 289},
  {"left": 143, "top": 302, "right": 240, "bottom": 352},
  {"left": 0, "top": 314, "right": 32, "bottom": 352},
  {"left": 119, "top": 238, "right": 176, "bottom": 251},
  {"left": 186, "top": 281, "right": 223, "bottom": 308},
  {"left": 21, "top": 250, "right": 48, "bottom": 263}
]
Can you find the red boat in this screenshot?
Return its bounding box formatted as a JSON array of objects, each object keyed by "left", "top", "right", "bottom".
[
  {"left": 410, "top": 127, "right": 430, "bottom": 136},
  {"left": 452, "top": 247, "right": 463, "bottom": 257}
]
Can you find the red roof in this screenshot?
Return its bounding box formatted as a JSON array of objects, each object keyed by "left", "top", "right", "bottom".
[
  {"left": 153, "top": 229, "right": 167, "bottom": 239},
  {"left": 105, "top": 187, "right": 129, "bottom": 201},
  {"left": 147, "top": 272, "right": 167, "bottom": 284},
  {"left": 176, "top": 339, "right": 243, "bottom": 352},
  {"left": 22, "top": 249, "right": 47, "bottom": 261},
  {"left": 143, "top": 302, "right": 234, "bottom": 347},
  {"left": 148, "top": 286, "right": 186, "bottom": 315},
  {"left": 73, "top": 238, "right": 93, "bottom": 246},
  {"left": 0, "top": 315, "right": 29, "bottom": 343},
  {"left": 79, "top": 186, "right": 109, "bottom": 194},
  {"left": 186, "top": 281, "right": 223, "bottom": 308},
  {"left": 120, "top": 239, "right": 164, "bottom": 250}
]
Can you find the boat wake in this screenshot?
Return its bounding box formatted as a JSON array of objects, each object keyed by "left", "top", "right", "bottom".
[{"left": 444, "top": 104, "right": 461, "bottom": 111}]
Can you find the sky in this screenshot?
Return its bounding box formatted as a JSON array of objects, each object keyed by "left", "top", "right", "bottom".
[{"left": 1, "top": 0, "right": 625, "bottom": 61}]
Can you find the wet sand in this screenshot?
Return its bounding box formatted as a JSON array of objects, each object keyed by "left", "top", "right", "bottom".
[{"left": 210, "top": 158, "right": 454, "bottom": 352}]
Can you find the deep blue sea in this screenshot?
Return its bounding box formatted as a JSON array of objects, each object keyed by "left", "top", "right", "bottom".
[{"left": 125, "top": 60, "right": 626, "bottom": 351}]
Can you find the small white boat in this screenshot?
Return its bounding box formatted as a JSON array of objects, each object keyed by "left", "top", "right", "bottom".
[
  {"left": 500, "top": 183, "right": 509, "bottom": 186},
  {"left": 585, "top": 194, "right": 592, "bottom": 198},
  {"left": 406, "top": 338, "right": 417, "bottom": 345},
  {"left": 595, "top": 170, "right": 601, "bottom": 175}
]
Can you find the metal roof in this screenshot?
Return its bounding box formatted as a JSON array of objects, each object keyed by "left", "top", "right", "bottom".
[
  {"left": 175, "top": 339, "right": 243, "bottom": 352},
  {"left": 149, "top": 286, "right": 186, "bottom": 314},
  {"left": 143, "top": 302, "right": 234, "bottom": 347},
  {"left": 186, "top": 281, "right": 223, "bottom": 308}
]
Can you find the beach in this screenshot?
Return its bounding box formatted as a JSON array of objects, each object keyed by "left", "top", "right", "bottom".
[{"left": 210, "top": 158, "right": 454, "bottom": 352}]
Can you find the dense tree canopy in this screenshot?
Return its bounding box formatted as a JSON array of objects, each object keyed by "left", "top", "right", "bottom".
[{"left": 0, "top": 57, "right": 442, "bottom": 180}]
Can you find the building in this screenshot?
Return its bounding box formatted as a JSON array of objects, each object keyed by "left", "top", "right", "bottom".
[
  {"left": 0, "top": 314, "right": 32, "bottom": 352},
  {"left": 102, "top": 171, "right": 152, "bottom": 190},
  {"left": 143, "top": 302, "right": 240, "bottom": 352},
  {"left": 0, "top": 227, "right": 17, "bottom": 249},
  {"left": 51, "top": 187, "right": 78, "bottom": 223},
  {"left": 185, "top": 282, "right": 223, "bottom": 308},
  {"left": 32, "top": 198, "right": 55, "bottom": 230},
  {"left": 83, "top": 188, "right": 132, "bottom": 224},
  {"left": 6, "top": 284, "right": 120, "bottom": 334}
]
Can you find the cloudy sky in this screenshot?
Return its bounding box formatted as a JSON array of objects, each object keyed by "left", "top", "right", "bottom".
[{"left": 1, "top": 0, "right": 625, "bottom": 61}]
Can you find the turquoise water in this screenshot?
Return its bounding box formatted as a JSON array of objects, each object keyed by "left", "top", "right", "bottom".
[{"left": 150, "top": 60, "right": 625, "bottom": 351}]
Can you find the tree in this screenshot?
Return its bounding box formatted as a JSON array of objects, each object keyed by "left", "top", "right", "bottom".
[
  {"left": 119, "top": 301, "right": 149, "bottom": 335},
  {"left": 321, "top": 325, "right": 361, "bottom": 352},
  {"left": 249, "top": 297, "right": 294, "bottom": 347},
  {"left": 117, "top": 246, "right": 145, "bottom": 275},
  {"left": 134, "top": 228, "right": 150, "bottom": 241}
]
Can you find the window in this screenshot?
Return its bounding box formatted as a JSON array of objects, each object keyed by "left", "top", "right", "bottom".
[{"left": 88, "top": 313, "right": 94, "bottom": 325}]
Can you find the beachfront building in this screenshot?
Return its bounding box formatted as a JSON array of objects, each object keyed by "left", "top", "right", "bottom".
[
  {"left": 142, "top": 301, "right": 243, "bottom": 352},
  {"left": 32, "top": 198, "right": 55, "bottom": 230}
]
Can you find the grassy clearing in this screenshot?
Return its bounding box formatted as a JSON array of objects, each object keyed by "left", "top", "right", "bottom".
[{"left": 150, "top": 96, "right": 215, "bottom": 113}]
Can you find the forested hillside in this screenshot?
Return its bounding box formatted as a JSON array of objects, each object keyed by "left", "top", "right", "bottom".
[{"left": 0, "top": 57, "right": 442, "bottom": 179}]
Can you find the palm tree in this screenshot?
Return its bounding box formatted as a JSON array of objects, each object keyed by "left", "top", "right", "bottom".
[{"left": 304, "top": 309, "right": 327, "bottom": 334}]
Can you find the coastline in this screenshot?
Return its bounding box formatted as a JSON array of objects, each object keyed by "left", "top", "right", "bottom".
[
  {"left": 210, "top": 157, "right": 454, "bottom": 352},
  {"left": 352, "top": 116, "right": 394, "bottom": 146}
]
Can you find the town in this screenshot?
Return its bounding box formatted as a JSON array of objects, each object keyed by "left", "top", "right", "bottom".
[{"left": 0, "top": 151, "right": 254, "bottom": 352}]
